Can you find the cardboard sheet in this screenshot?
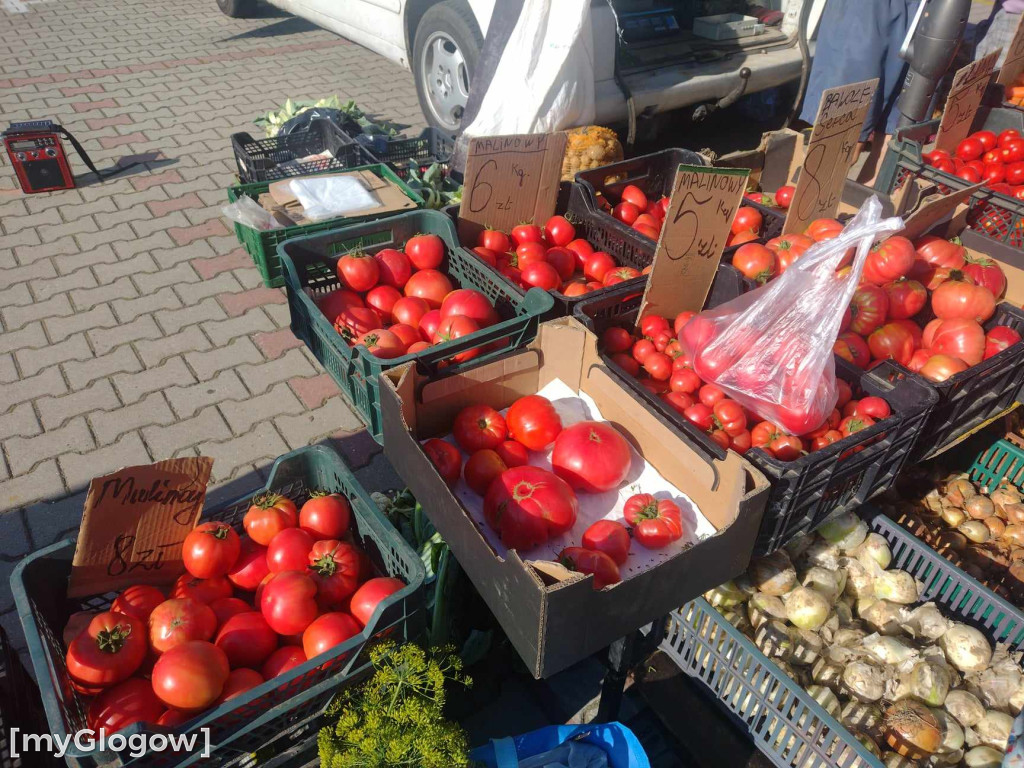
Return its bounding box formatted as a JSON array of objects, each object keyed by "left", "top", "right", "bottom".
[
  {"left": 262, "top": 169, "right": 415, "bottom": 226},
  {"left": 426, "top": 378, "right": 715, "bottom": 584}
]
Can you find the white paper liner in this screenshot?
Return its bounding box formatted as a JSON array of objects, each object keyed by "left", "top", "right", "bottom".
[{"left": 429, "top": 378, "right": 715, "bottom": 584}]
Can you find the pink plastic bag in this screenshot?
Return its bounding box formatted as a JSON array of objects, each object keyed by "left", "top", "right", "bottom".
[{"left": 679, "top": 197, "right": 902, "bottom": 436}]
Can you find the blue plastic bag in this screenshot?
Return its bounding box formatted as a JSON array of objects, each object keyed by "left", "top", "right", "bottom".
[{"left": 470, "top": 723, "right": 651, "bottom": 768}]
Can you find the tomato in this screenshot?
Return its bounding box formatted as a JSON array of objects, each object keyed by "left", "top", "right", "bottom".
[
  {"left": 984, "top": 163, "right": 1006, "bottom": 184},
  {"left": 670, "top": 367, "right": 702, "bottom": 395},
  {"left": 551, "top": 421, "right": 631, "bottom": 493},
  {"left": 515, "top": 241, "right": 547, "bottom": 267},
  {"left": 659, "top": 391, "right": 691, "bottom": 416},
  {"left": 557, "top": 547, "right": 621, "bottom": 590},
  {"left": 975, "top": 130, "right": 998, "bottom": 151},
  {"left": 643, "top": 351, "right": 672, "bottom": 381},
  {"left": 87, "top": 677, "right": 165, "bottom": 733},
  {"left": 472, "top": 246, "right": 499, "bottom": 267},
  {"left": 1000, "top": 129, "right": 1022, "bottom": 148},
  {"left": 839, "top": 413, "right": 876, "bottom": 437},
  {"left": 565, "top": 238, "right": 595, "bottom": 269},
  {"left": 357, "top": 329, "right": 407, "bottom": 359},
  {"left": 919, "top": 354, "right": 970, "bottom": 382},
  {"left": 985, "top": 325, "right": 1022, "bottom": 359},
  {"left": 335, "top": 251, "right": 380, "bottom": 293},
  {"left": 335, "top": 305, "right": 383, "bottom": 343},
  {"left": 483, "top": 466, "right": 578, "bottom": 549},
  {"left": 623, "top": 494, "right": 684, "bottom": 549},
  {"left": 774, "top": 185, "right": 795, "bottom": 208},
  {"left": 182, "top": 522, "right": 240, "bottom": 580},
  {"left": 214, "top": 611, "right": 277, "bottom": 669},
  {"left": 731, "top": 206, "right": 763, "bottom": 236},
  {"left": 613, "top": 201, "right": 641, "bottom": 225},
  {"left": 1008, "top": 161, "right": 1024, "bottom": 186},
  {"left": 171, "top": 574, "right": 233, "bottom": 605},
  {"left": 112, "top": 585, "right": 165, "bottom": 623},
  {"left": 423, "top": 438, "right": 462, "bottom": 485},
  {"left": 955, "top": 137, "right": 984, "bottom": 161},
  {"left": 507, "top": 395, "right": 562, "bottom": 451},
  {"left": 297, "top": 493, "right": 351, "bottom": 540},
  {"left": 451, "top": 404, "right": 507, "bottom": 453},
  {"left": 391, "top": 296, "right": 430, "bottom": 329},
  {"left": 956, "top": 167, "right": 982, "bottom": 184},
  {"left": 367, "top": 248, "right": 412, "bottom": 290},
  {"left": 731, "top": 243, "right": 776, "bottom": 284},
  {"left": 673, "top": 311, "right": 696, "bottom": 336},
  {"left": 521, "top": 261, "right": 562, "bottom": 290},
  {"left": 433, "top": 315, "right": 482, "bottom": 361},
  {"left": 492, "top": 441, "right": 529, "bottom": 469},
  {"left": 892, "top": 318, "right": 923, "bottom": 348},
  {"left": 863, "top": 237, "right": 915, "bottom": 285},
  {"left": 152, "top": 640, "right": 229, "bottom": 711},
  {"left": 712, "top": 399, "right": 747, "bottom": 437},
  {"left": 65, "top": 612, "right": 147, "bottom": 691},
  {"left": 835, "top": 379, "right": 853, "bottom": 409},
  {"left": 350, "top": 577, "right": 405, "bottom": 626},
  {"left": 728, "top": 230, "right": 759, "bottom": 247},
  {"left": 260, "top": 571, "right": 319, "bottom": 636},
  {"left": 389, "top": 321, "right": 424, "bottom": 349},
  {"left": 612, "top": 352, "right": 641, "bottom": 377},
  {"left": 603, "top": 267, "right": 641, "bottom": 286},
  {"left": 308, "top": 539, "right": 362, "bottom": 607},
  {"left": 364, "top": 285, "right": 401, "bottom": 323},
  {"left": 620, "top": 184, "right": 649, "bottom": 210},
  {"left": 602, "top": 327, "right": 633, "bottom": 354},
  {"left": 907, "top": 348, "right": 933, "bottom": 373},
  {"left": 543, "top": 247, "right": 575, "bottom": 281},
  {"left": 849, "top": 284, "right": 889, "bottom": 336},
  {"left": 883, "top": 279, "right": 927, "bottom": 319},
  {"left": 750, "top": 422, "right": 804, "bottom": 459},
  {"left": 405, "top": 234, "right": 444, "bottom": 270},
  {"left": 404, "top": 269, "right": 453, "bottom": 309},
  {"left": 766, "top": 234, "right": 813, "bottom": 273},
  {"left": 962, "top": 254, "right": 1007, "bottom": 298},
  {"left": 584, "top": 252, "right": 617, "bottom": 282},
  {"left": 418, "top": 309, "right": 442, "bottom": 341},
  {"left": 244, "top": 494, "right": 298, "bottom": 547},
  {"left": 216, "top": 667, "right": 264, "bottom": 704},
  {"left": 805, "top": 218, "right": 843, "bottom": 241},
  {"left": 265, "top": 528, "right": 313, "bottom": 574},
  {"left": 478, "top": 229, "right": 511, "bottom": 253},
  {"left": 317, "top": 289, "right": 363, "bottom": 323},
  {"left": 544, "top": 215, "right": 575, "bottom": 246},
  {"left": 464, "top": 449, "right": 508, "bottom": 495},
  {"left": 923, "top": 317, "right": 986, "bottom": 365},
  {"left": 261, "top": 645, "right": 307, "bottom": 679},
  {"left": 855, "top": 396, "right": 891, "bottom": 420},
  {"left": 148, "top": 597, "right": 217, "bottom": 654},
  {"left": 699, "top": 384, "right": 726, "bottom": 408},
  {"left": 209, "top": 597, "right": 250, "bottom": 627},
  {"left": 578, "top": 520, "right": 630, "bottom": 566},
  {"left": 932, "top": 276, "right": 996, "bottom": 322},
  {"left": 302, "top": 612, "right": 361, "bottom": 660},
  {"left": 811, "top": 430, "right": 844, "bottom": 450},
  {"left": 934, "top": 158, "right": 956, "bottom": 173},
  {"left": 868, "top": 323, "right": 915, "bottom": 365},
  {"left": 682, "top": 402, "right": 713, "bottom": 431},
  {"left": 511, "top": 223, "right": 544, "bottom": 246}
]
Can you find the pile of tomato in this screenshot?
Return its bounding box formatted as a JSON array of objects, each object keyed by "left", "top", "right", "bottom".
[
  {"left": 317, "top": 232, "right": 501, "bottom": 362},
  {"left": 420, "top": 396, "right": 685, "bottom": 590},
  {"left": 63, "top": 492, "right": 404, "bottom": 735},
  {"left": 924, "top": 128, "right": 1024, "bottom": 192},
  {"left": 728, "top": 217, "right": 844, "bottom": 284}
]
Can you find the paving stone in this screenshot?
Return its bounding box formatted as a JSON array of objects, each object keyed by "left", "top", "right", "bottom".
[
  {"left": 135, "top": 325, "right": 211, "bottom": 367},
  {"left": 192, "top": 249, "right": 251, "bottom": 280},
  {"left": 155, "top": 296, "right": 226, "bottom": 335},
  {"left": 176, "top": 272, "right": 243, "bottom": 305},
  {"left": 163, "top": 369, "right": 248, "bottom": 419},
  {"left": 143, "top": 405, "right": 231, "bottom": 460},
  {"left": 113, "top": 356, "right": 194, "bottom": 404},
  {"left": 37, "top": 380, "right": 120, "bottom": 431},
  {"left": 220, "top": 382, "right": 304, "bottom": 435},
  {"left": 0, "top": 322, "right": 47, "bottom": 356},
  {"left": 0, "top": 367, "right": 67, "bottom": 413},
  {"left": 53, "top": 244, "right": 117, "bottom": 275},
  {"left": 59, "top": 432, "right": 151, "bottom": 491},
  {"left": 93, "top": 252, "right": 157, "bottom": 285},
  {"left": 14, "top": 235, "right": 79, "bottom": 266},
  {"left": 64, "top": 344, "right": 142, "bottom": 390},
  {"left": 87, "top": 312, "right": 161, "bottom": 355},
  {"left": 91, "top": 392, "right": 175, "bottom": 446},
  {"left": 31, "top": 267, "right": 98, "bottom": 302},
  {"left": 70, "top": 275, "right": 137, "bottom": 311},
  {"left": 0, "top": 403, "right": 42, "bottom": 441},
  {"left": 0, "top": 283, "right": 35, "bottom": 314},
  {"left": 16, "top": 333, "right": 92, "bottom": 377},
  {"left": 201, "top": 308, "right": 275, "bottom": 346},
  {"left": 200, "top": 421, "right": 289, "bottom": 483},
  {"left": 6, "top": 418, "right": 94, "bottom": 477},
  {"left": 0, "top": 461, "right": 65, "bottom": 517},
  {"left": 184, "top": 336, "right": 263, "bottom": 382},
  {"left": 253, "top": 328, "right": 303, "bottom": 360},
  {"left": 75, "top": 222, "right": 136, "bottom": 251},
  {"left": 217, "top": 286, "right": 287, "bottom": 317},
  {"left": 0, "top": 258, "right": 57, "bottom": 289},
  {"left": 111, "top": 285, "right": 180, "bottom": 323}
]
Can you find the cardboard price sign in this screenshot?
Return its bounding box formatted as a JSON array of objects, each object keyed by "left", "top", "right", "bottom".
[
  {"left": 935, "top": 50, "right": 1001, "bottom": 153},
  {"left": 458, "top": 133, "right": 567, "bottom": 243},
  {"left": 68, "top": 457, "right": 213, "bottom": 597},
  {"left": 784, "top": 78, "right": 878, "bottom": 234},
  {"left": 998, "top": 15, "right": 1024, "bottom": 88},
  {"left": 638, "top": 164, "right": 749, "bottom": 322}
]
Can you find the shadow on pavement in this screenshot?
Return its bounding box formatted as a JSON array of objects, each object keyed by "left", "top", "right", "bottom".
[{"left": 217, "top": 15, "right": 318, "bottom": 42}]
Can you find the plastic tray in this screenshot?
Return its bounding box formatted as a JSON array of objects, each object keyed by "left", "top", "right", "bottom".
[
  {"left": 279, "top": 210, "right": 554, "bottom": 444},
  {"left": 356, "top": 127, "right": 455, "bottom": 181},
  {"left": 661, "top": 506, "right": 1024, "bottom": 768},
  {"left": 874, "top": 107, "right": 1024, "bottom": 247},
  {"left": 11, "top": 445, "right": 426, "bottom": 768},
  {"left": 226, "top": 163, "right": 423, "bottom": 288},
  {"left": 573, "top": 281, "right": 938, "bottom": 555},
  {"left": 970, "top": 435, "right": 1024, "bottom": 491},
  {"left": 230, "top": 118, "right": 377, "bottom": 184}
]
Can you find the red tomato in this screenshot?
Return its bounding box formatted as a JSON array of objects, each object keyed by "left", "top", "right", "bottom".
[
  {"left": 171, "top": 573, "right": 233, "bottom": 605},
  {"left": 698, "top": 384, "right": 725, "bottom": 408},
  {"left": 182, "top": 522, "right": 240, "bottom": 580},
  {"left": 87, "top": 677, "right": 165, "bottom": 733},
  {"left": 838, "top": 413, "right": 876, "bottom": 436},
  {"left": 433, "top": 315, "right": 482, "bottom": 362},
  {"left": 612, "top": 352, "right": 641, "bottom": 377},
  {"left": 863, "top": 237, "right": 915, "bottom": 285},
  {"left": 364, "top": 285, "right": 402, "bottom": 323},
  {"left": 731, "top": 243, "right": 777, "bottom": 284},
  {"left": 494, "top": 440, "right": 529, "bottom": 468},
  {"left": 261, "top": 645, "right": 307, "bottom": 679},
  {"left": 209, "top": 597, "right": 250, "bottom": 627},
  {"left": 244, "top": 494, "right": 298, "bottom": 547},
  {"left": 731, "top": 206, "right": 763, "bottom": 236},
  {"left": 584, "top": 252, "right": 617, "bottom": 282},
  {"left": 405, "top": 234, "right": 444, "bottom": 270},
  {"left": 335, "top": 252, "right": 379, "bottom": 292},
  {"left": 214, "top": 611, "right": 277, "bottom": 669},
  {"left": 112, "top": 585, "right": 165, "bottom": 623},
  {"left": 266, "top": 528, "right": 315, "bottom": 574},
  {"left": 934, "top": 158, "right": 957, "bottom": 173},
  {"left": 66, "top": 612, "right": 147, "bottom": 691},
  {"left": 920, "top": 354, "right": 970, "bottom": 382},
  {"left": 674, "top": 311, "right": 696, "bottom": 336},
  {"left": 335, "top": 306, "right": 383, "bottom": 343},
  {"left": 418, "top": 309, "right": 442, "bottom": 342},
  {"left": 545, "top": 247, "right": 576, "bottom": 281},
  {"left": 520, "top": 261, "right": 562, "bottom": 291},
  {"left": 670, "top": 367, "right": 702, "bottom": 395},
  {"left": 544, "top": 215, "right": 575, "bottom": 246},
  {"left": 152, "top": 640, "right": 229, "bottom": 711},
  {"left": 643, "top": 351, "right": 672, "bottom": 380},
  {"left": 148, "top": 598, "right": 217, "bottom": 654},
  {"left": 932, "top": 277, "right": 996, "bottom": 322},
  {"left": 623, "top": 494, "right": 684, "bottom": 549},
  {"left": 955, "top": 137, "right": 984, "bottom": 161},
  {"left": 984, "top": 163, "right": 1006, "bottom": 184},
  {"left": 962, "top": 255, "right": 1008, "bottom": 298},
  {"left": 985, "top": 325, "right": 1022, "bottom": 359},
  {"left": 1000, "top": 129, "right": 1022, "bottom": 148},
  {"left": 602, "top": 267, "right": 641, "bottom": 286},
  {"left": 621, "top": 184, "right": 649, "bottom": 210},
  {"left": 452, "top": 404, "right": 507, "bottom": 452},
  {"left": 216, "top": 667, "right": 264, "bottom": 704},
  {"left": 923, "top": 317, "right": 986, "bottom": 365},
  {"left": 975, "top": 130, "right": 998, "bottom": 151},
  {"left": 613, "top": 201, "right": 641, "bottom": 225},
  {"left": 423, "top": 438, "right": 462, "bottom": 485},
  {"left": 302, "top": 612, "right": 361, "bottom": 659},
  {"left": 849, "top": 284, "right": 889, "bottom": 336},
  {"left": 391, "top": 296, "right": 430, "bottom": 329},
  {"left": 855, "top": 396, "right": 891, "bottom": 420},
  {"left": 883, "top": 279, "right": 927, "bottom": 320},
  {"left": 516, "top": 241, "right": 548, "bottom": 267},
  {"left": 317, "top": 289, "right": 363, "bottom": 323},
  {"left": 956, "top": 167, "right": 982, "bottom": 184},
  {"left": 683, "top": 402, "right": 714, "bottom": 431},
  {"left": 551, "top": 421, "right": 631, "bottom": 493},
  {"left": 299, "top": 493, "right": 351, "bottom": 540},
  {"left": 892, "top": 318, "right": 923, "bottom": 348},
  {"left": 662, "top": 391, "right": 694, "bottom": 416},
  {"left": 463, "top": 449, "right": 508, "bottom": 495},
  {"left": 260, "top": 571, "right": 319, "bottom": 636},
  {"left": 372, "top": 248, "right": 412, "bottom": 289},
  {"left": 868, "top": 323, "right": 915, "bottom": 365},
  {"left": 805, "top": 218, "right": 843, "bottom": 241},
  {"left": 766, "top": 236, "right": 813, "bottom": 265},
  {"left": 478, "top": 229, "right": 511, "bottom": 253},
  {"left": 774, "top": 185, "right": 795, "bottom": 208},
  {"left": 712, "top": 399, "right": 747, "bottom": 436},
  {"left": 440, "top": 290, "right": 499, "bottom": 333},
  {"left": 602, "top": 326, "right": 633, "bottom": 353},
  {"left": 506, "top": 395, "right": 562, "bottom": 450},
  {"left": 472, "top": 246, "right": 499, "bottom": 267},
  {"left": 404, "top": 269, "right": 453, "bottom": 309},
  {"left": 1007, "top": 161, "right": 1024, "bottom": 185},
  {"left": 811, "top": 430, "right": 844, "bottom": 451},
  {"left": 483, "top": 466, "right": 578, "bottom": 549},
  {"left": 308, "top": 539, "right": 362, "bottom": 608},
  {"left": 511, "top": 223, "right": 544, "bottom": 246},
  {"left": 557, "top": 547, "right": 621, "bottom": 590},
  {"left": 581, "top": 520, "right": 630, "bottom": 565},
  {"left": 350, "top": 577, "right": 405, "bottom": 626},
  {"left": 357, "top": 329, "right": 407, "bottom": 359},
  {"left": 728, "top": 230, "right": 759, "bottom": 247}
]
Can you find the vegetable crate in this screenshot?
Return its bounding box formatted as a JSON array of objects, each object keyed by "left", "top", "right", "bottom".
[
  {"left": 874, "top": 108, "right": 1024, "bottom": 247},
  {"left": 230, "top": 118, "right": 377, "bottom": 184},
  {"left": 11, "top": 445, "right": 426, "bottom": 768},
  {"left": 226, "top": 163, "right": 423, "bottom": 288},
  {"left": 574, "top": 147, "right": 786, "bottom": 249},
  {"left": 660, "top": 507, "right": 1024, "bottom": 768},
  {"left": 0, "top": 625, "right": 61, "bottom": 768},
  {"left": 356, "top": 127, "right": 455, "bottom": 181},
  {"left": 573, "top": 282, "right": 938, "bottom": 555},
  {"left": 279, "top": 210, "right": 555, "bottom": 444},
  {"left": 969, "top": 435, "right": 1024, "bottom": 491}
]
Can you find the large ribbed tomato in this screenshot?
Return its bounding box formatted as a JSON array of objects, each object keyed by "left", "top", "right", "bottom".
[
  {"left": 440, "top": 288, "right": 499, "bottom": 327},
  {"left": 923, "top": 318, "right": 986, "bottom": 366},
  {"left": 913, "top": 235, "right": 966, "bottom": 268},
  {"left": 404, "top": 269, "right": 453, "bottom": 309},
  {"left": 883, "top": 279, "right": 927, "bottom": 320},
  {"left": 307, "top": 539, "right": 362, "bottom": 608},
  {"left": 623, "top": 494, "right": 684, "bottom": 549},
  {"left": 985, "top": 325, "right": 1022, "bottom": 359},
  {"left": 551, "top": 421, "right": 632, "bottom": 492},
  {"left": 452, "top": 404, "right": 507, "bottom": 452},
  {"left": 87, "top": 677, "right": 164, "bottom": 733},
  {"left": 931, "top": 275, "right": 996, "bottom": 322},
  {"left": 111, "top": 585, "right": 165, "bottom": 623},
  {"left": 919, "top": 354, "right": 969, "bottom": 382},
  {"left": 962, "top": 254, "right": 1008, "bottom": 298},
  {"left": 66, "top": 611, "right": 147, "bottom": 692},
  {"left": 868, "top": 323, "right": 915, "bottom": 366},
  {"left": 862, "top": 237, "right": 915, "bottom": 285},
  {"left": 483, "top": 466, "right": 578, "bottom": 549},
  {"left": 849, "top": 284, "right": 889, "bottom": 336}
]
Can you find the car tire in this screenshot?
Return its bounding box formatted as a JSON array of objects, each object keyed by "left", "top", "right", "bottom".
[
  {"left": 412, "top": 0, "right": 483, "bottom": 135},
  {"left": 217, "top": 0, "right": 256, "bottom": 18}
]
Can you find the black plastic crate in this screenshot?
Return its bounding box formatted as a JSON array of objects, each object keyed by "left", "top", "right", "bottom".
[
  {"left": 573, "top": 282, "right": 938, "bottom": 555},
  {"left": 354, "top": 127, "right": 455, "bottom": 181},
  {"left": 231, "top": 118, "right": 377, "bottom": 184}
]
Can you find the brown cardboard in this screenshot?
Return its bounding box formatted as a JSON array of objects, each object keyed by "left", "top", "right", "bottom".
[
  {"left": 896, "top": 181, "right": 986, "bottom": 240},
  {"left": 68, "top": 457, "right": 213, "bottom": 597},
  {"left": 715, "top": 128, "right": 804, "bottom": 193},
  {"left": 997, "top": 15, "right": 1024, "bottom": 89},
  {"left": 264, "top": 169, "right": 416, "bottom": 226},
  {"left": 638, "top": 165, "right": 749, "bottom": 323},
  {"left": 784, "top": 78, "right": 878, "bottom": 234},
  {"left": 935, "top": 51, "right": 1001, "bottom": 153},
  {"left": 457, "top": 133, "right": 567, "bottom": 244},
  {"left": 379, "top": 318, "right": 769, "bottom": 678}
]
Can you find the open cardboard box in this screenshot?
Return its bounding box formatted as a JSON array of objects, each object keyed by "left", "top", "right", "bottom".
[{"left": 380, "top": 317, "right": 769, "bottom": 678}]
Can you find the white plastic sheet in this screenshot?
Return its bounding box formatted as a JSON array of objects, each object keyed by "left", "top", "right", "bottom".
[{"left": 288, "top": 176, "right": 378, "bottom": 222}]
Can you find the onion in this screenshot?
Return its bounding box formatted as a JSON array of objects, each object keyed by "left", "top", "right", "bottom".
[
  {"left": 843, "top": 661, "right": 887, "bottom": 702},
  {"left": 784, "top": 587, "right": 830, "bottom": 631},
  {"left": 901, "top": 602, "right": 951, "bottom": 642},
  {"left": 853, "top": 732, "right": 883, "bottom": 759},
  {"left": 706, "top": 581, "right": 747, "bottom": 608},
  {"left": 843, "top": 559, "right": 876, "bottom": 599},
  {"left": 976, "top": 656, "right": 1024, "bottom": 710},
  {"left": 854, "top": 533, "right": 893, "bottom": 570},
  {"left": 923, "top": 488, "right": 945, "bottom": 515},
  {"left": 749, "top": 551, "right": 797, "bottom": 596},
  {"left": 789, "top": 628, "right": 823, "bottom": 666},
  {"left": 882, "top": 752, "right": 916, "bottom": 768},
  {"left": 812, "top": 656, "right": 846, "bottom": 690},
  {"left": 873, "top": 570, "right": 919, "bottom": 604},
  {"left": 959, "top": 520, "right": 991, "bottom": 544},
  {"left": 755, "top": 620, "right": 794, "bottom": 660},
  {"left": 802, "top": 538, "right": 841, "bottom": 570},
  {"left": 933, "top": 530, "right": 968, "bottom": 555},
  {"left": 784, "top": 533, "right": 814, "bottom": 562},
  {"left": 930, "top": 707, "right": 965, "bottom": 755},
  {"left": 975, "top": 710, "right": 1013, "bottom": 750},
  {"left": 1005, "top": 524, "right": 1024, "bottom": 546},
  {"left": 963, "top": 745, "right": 1004, "bottom": 768},
  {"left": 945, "top": 478, "right": 976, "bottom": 507},
  {"left": 1004, "top": 503, "right": 1024, "bottom": 525},
  {"left": 833, "top": 600, "right": 855, "bottom": 627},
  {"left": 939, "top": 505, "right": 966, "bottom": 528},
  {"left": 841, "top": 699, "right": 884, "bottom": 735},
  {"left": 965, "top": 495, "right": 995, "bottom": 520},
  {"left": 903, "top": 660, "right": 952, "bottom": 706},
  {"left": 990, "top": 486, "right": 1022, "bottom": 514},
  {"left": 834, "top": 627, "right": 867, "bottom": 647},
  {"left": 806, "top": 684, "right": 841, "bottom": 717},
  {"left": 748, "top": 592, "right": 787, "bottom": 630},
  {"left": 944, "top": 689, "right": 986, "bottom": 727},
  {"left": 983, "top": 516, "right": 1007, "bottom": 540},
  {"left": 941, "top": 624, "right": 993, "bottom": 672},
  {"left": 884, "top": 699, "right": 942, "bottom": 758},
  {"left": 861, "top": 600, "right": 906, "bottom": 635},
  {"left": 802, "top": 566, "right": 842, "bottom": 603},
  {"left": 863, "top": 633, "right": 917, "bottom": 665}
]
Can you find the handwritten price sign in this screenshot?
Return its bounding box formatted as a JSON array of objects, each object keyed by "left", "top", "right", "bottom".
[
  {"left": 68, "top": 457, "right": 213, "bottom": 597},
  {"left": 935, "top": 50, "right": 1001, "bottom": 153},
  {"left": 638, "top": 164, "right": 749, "bottom": 323},
  {"left": 998, "top": 16, "right": 1024, "bottom": 88},
  {"left": 457, "top": 133, "right": 567, "bottom": 244},
  {"left": 784, "top": 78, "right": 878, "bottom": 234}
]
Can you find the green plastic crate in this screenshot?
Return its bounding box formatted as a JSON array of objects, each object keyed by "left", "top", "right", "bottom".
[
  {"left": 969, "top": 436, "right": 1024, "bottom": 492},
  {"left": 226, "top": 164, "right": 424, "bottom": 288},
  {"left": 279, "top": 210, "right": 555, "bottom": 444},
  {"left": 11, "top": 445, "right": 426, "bottom": 768}
]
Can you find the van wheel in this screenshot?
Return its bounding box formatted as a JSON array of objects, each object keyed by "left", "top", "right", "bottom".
[
  {"left": 218, "top": 0, "right": 255, "bottom": 18},
  {"left": 413, "top": 0, "right": 482, "bottom": 134}
]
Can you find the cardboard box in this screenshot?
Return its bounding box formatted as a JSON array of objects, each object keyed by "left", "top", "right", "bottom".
[{"left": 380, "top": 317, "right": 769, "bottom": 678}]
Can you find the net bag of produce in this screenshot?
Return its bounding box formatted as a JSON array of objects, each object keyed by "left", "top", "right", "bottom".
[{"left": 678, "top": 197, "right": 901, "bottom": 435}]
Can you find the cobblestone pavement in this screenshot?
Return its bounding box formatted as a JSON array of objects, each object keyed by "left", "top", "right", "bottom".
[{"left": 0, "top": 0, "right": 424, "bottom": 647}]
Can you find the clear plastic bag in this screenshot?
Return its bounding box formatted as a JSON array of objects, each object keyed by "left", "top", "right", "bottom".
[
  {"left": 288, "top": 176, "right": 379, "bottom": 222},
  {"left": 221, "top": 196, "right": 281, "bottom": 231},
  {"left": 679, "top": 197, "right": 903, "bottom": 435}
]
